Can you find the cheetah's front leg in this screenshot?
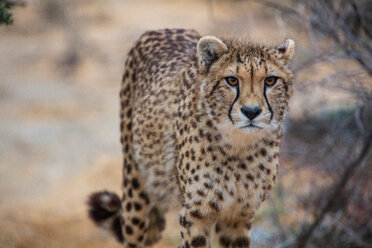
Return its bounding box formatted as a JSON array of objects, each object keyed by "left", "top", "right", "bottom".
[
  {"left": 214, "top": 220, "right": 251, "bottom": 248},
  {"left": 179, "top": 207, "right": 211, "bottom": 248}
]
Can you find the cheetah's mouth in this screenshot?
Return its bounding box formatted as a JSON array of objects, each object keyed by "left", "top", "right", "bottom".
[{"left": 240, "top": 123, "right": 263, "bottom": 129}]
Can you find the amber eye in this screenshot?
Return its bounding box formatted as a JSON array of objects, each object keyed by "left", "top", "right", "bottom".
[
  {"left": 225, "top": 76, "right": 239, "bottom": 87},
  {"left": 264, "top": 76, "right": 279, "bottom": 87}
]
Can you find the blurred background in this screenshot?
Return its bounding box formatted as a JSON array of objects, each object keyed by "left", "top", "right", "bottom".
[{"left": 0, "top": 0, "right": 371, "bottom": 247}]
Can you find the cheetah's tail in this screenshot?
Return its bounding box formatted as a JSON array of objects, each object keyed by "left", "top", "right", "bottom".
[{"left": 87, "top": 191, "right": 124, "bottom": 243}]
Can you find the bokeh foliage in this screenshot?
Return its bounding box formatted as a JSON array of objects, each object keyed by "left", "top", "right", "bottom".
[{"left": 0, "top": 1, "right": 14, "bottom": 25}]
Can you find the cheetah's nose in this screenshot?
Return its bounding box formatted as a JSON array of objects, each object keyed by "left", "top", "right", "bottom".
[{"left": 241, "top": 106, "right": 262, "bottom": 120}]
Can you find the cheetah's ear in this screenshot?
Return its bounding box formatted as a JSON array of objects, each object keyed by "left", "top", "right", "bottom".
[
  {"left": 197, "top": 36, "right": 228, "bottom": 69},
  {"left": 277, "top": 39, "right": 295, "bottom": 61}
]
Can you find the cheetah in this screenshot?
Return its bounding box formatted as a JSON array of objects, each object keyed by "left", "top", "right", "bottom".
[{"left": 88, "top": 28, "right": 295, "bottom": 248}]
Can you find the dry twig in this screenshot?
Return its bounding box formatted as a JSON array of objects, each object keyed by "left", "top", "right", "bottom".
[{"left": 295, "top": 130, "right": 372, "bottom": 248}]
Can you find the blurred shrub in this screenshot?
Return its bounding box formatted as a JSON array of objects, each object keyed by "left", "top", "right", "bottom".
[
  {"left": 0, "top": 1, "right": 14, "bottom": 25},
  {"left": 0, "top": 0, "right": 26, "bottom": 25}
]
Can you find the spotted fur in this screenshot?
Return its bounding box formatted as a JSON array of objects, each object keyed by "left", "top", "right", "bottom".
[{"left": 88, "top": 28, "right": 295, "bottom": 248}]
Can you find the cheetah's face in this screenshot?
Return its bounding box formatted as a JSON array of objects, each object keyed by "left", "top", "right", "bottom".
[{"left": 198, "top": 36, "right": 295, "bottom": 137}]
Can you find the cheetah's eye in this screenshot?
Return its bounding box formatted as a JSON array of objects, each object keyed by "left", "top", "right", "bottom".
[
  {"left": 264, "top": 76, "right": 279, "bottom": 87},
  {"left": 224, "top": 76, "right": 239, "bottom": 87}
]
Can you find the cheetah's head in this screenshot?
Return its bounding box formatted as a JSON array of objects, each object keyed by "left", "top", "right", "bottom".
[{"left": 197, "top": 36, "right": 295, "bottom": 143}]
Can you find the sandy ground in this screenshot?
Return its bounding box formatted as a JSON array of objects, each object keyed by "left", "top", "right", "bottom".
[{"left": 0, "top": 0, "right": 360, "bottom": 247}]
